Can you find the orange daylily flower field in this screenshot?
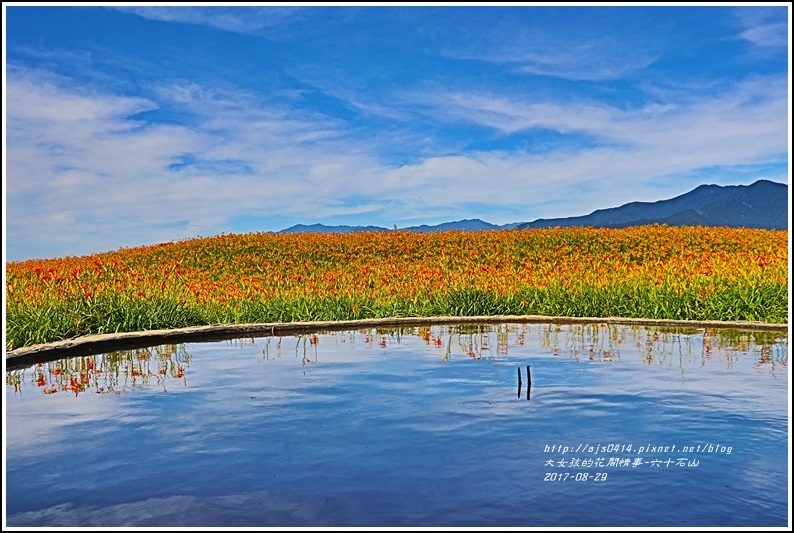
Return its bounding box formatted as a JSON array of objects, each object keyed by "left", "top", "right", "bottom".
[{"left": 5, "top": 225, "right": 788, "bottom": 350}]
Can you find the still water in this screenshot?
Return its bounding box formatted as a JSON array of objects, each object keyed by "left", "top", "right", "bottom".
[{"left": 5, "top": 323, "right": 789, "bottom": 527}]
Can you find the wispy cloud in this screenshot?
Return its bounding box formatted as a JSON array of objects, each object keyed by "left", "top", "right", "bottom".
[
  {"left": 408, "top": 75, "right": 787, "bottom": 153},
  {"left": 112, "top": 6, "right": 301, "bottom": 35},
  {"left": 453, "top": 40, "right": 658, "bottom": 81},
  {"left": 734, "top": 6, "right": 789, "bottom": 47},
  {"left": 411, "top": 90, "right": 621, "bottom": 137},
  {"left": 434, "top": 8, "right": 660, "bottom": 81},
  {"left": 740, "top": 21, "right": 789, "bottom": 47}
]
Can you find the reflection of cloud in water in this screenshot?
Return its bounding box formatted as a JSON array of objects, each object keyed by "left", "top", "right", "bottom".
[
  {"left": 6, "top": 490, "right": 322, "bottom": 527},
  {"left": 739, "top": 438, "right": 790, "bottom": 495}
]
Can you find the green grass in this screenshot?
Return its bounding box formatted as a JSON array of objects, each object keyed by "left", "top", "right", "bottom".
[{"left": 7, "top": 280, "right": 787, "bottom": 350}]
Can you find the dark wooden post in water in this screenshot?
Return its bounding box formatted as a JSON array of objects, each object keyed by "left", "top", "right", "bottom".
[
  {"left": 526, "top": 365, "right": 531, "bottom": 400},
  {"left": 517, "top": 367, "right": 522, "bottom": 398},
  {"left": 527, "top": 365, "right": 531, "bottom": 384}
]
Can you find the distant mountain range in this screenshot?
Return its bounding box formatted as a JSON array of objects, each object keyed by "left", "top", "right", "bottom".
[
  {"left": 277, "top": 179, "right": 789, "bottom": 234},
  {"left": 277, "top": 218, "right": 519, "bottom": 234}
]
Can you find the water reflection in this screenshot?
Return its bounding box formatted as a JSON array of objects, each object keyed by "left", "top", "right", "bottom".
[
  {"left": 5, "top": 321, "right": 789, "bottom": 527},
  {"left": 261, "top": 323, "right": 787, "bottom": 368},
  {"left": 6, "top": 344, "right": 191, "bottom": 396},
  {"left": 7, "top": 323, "right": 786, "bottom": 397},
  {"left": 517, "top": 365, "right": 531, "bottom": 400}
]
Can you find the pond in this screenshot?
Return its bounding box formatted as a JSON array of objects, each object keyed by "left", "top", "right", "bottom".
[{"left": 4, "top": 322, "right": 789, "bottom": 527}]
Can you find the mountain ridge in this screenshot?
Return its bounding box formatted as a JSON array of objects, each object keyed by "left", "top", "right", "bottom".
[{"left": 277, "top": 179, "right": 788, "bottom": 234}]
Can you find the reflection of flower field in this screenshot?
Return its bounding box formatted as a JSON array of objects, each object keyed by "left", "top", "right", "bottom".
[
  {"left": 5, "top": 225, "right": 788, "bottom": 349},
  {"left": 6, "top": 324, "right": 786, "bottom": 396},
  {"left": 5, "top": 344, "right": 190, "bottom": 397},
  {"left": 265, "top": 323, "right": 788, "bottom": 371}
]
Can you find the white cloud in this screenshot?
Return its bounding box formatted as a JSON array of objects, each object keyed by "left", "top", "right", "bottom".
[
  {"left": 374, "top": 75, "right": 788, "bottom": 221},
  {"left": 4, "top": 66, "right": 391, "bottom": 258},
  {"left": 4, "top": 61, "right": 788, "bottom": 260},
  {"left": 409, "top": 75, "right": 787, "bottom": 159}
]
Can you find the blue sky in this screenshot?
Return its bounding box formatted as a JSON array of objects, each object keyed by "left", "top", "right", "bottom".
[{"left": 3, "top": 4, "right": 790, "bottom": 261}]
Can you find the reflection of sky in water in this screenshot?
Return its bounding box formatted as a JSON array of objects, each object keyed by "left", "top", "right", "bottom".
[{"left": 5, "top": 323, "right": 789, "bottom": 527}]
